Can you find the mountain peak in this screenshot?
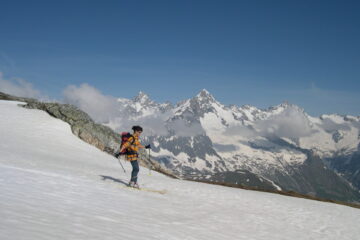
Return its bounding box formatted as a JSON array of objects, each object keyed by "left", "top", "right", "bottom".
[
  {"left": 267, "top": 101, "right": 305, "bottom": 115},
  {"left": 136, "top": 90, "right": 148, "bottom": 98},
  {"left": 270, "top": 101, "right": 292, "bottom": 109},
  {"left": 195, "top": 89, "right": 216, "bottom": 102},
  {"left": 199, "top": 88, "right": 210, "bottom": 94},
  {"left": 133, "top": 91, "right": 151, "bottom": 104}
]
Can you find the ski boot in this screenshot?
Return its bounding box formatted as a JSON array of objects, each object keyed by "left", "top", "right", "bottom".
[{"left": 128, "top": 181, "right": 140, "bottom": 189}]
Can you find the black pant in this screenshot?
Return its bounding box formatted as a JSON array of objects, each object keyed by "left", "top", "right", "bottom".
[{"left": 130, "top": 160, "right": 139, "bottom": 183}]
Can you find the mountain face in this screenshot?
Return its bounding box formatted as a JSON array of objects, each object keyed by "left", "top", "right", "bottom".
[{"left": 106, "top": 89, "right": 360, "bottom": 202}]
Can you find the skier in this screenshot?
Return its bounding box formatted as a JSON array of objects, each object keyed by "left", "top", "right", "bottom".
[{"left": 119, "top": 125, "right": 149, "bottom": 188}]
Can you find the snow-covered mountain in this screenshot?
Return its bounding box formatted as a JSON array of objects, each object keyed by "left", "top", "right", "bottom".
[
  {"left": 1, "top": 100, "right": 360, "bottom": 240},
  {"left": 105, "top": 89, "right": 360, "bottom": 202}
]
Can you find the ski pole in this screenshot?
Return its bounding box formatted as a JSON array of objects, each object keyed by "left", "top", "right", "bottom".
[
  {"left": 148, "top": 148, "right": 152, "bottom": 176},
  {"left": 117, "top": 156, "right": 126, "bottom": 173}
]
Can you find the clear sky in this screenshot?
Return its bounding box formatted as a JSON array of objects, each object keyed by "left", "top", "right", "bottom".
[{"left": 0, "top": 0, "right": 359, "bottom": 116}]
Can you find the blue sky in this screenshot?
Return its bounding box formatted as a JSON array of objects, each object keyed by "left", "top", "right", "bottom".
[{"left": 0, "top": 0, "right": 359, "bottom": 116}]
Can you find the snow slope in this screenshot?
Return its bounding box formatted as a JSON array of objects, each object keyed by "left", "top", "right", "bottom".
[{"left": 0, "top": 100, "right": 359, "bottom": 240}]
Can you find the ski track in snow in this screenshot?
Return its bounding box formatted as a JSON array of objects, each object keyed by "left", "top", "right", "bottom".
[{"left": 1, "top": 100, "right": 360, "bottom": 240}]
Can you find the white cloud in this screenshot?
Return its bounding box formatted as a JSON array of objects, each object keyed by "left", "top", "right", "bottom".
[
  {"left": 167, "top": 118, "right": 205, "bottom": 137},
  {"left": 0, "top": 72, "right": 44, "bottom": 99},
  {"left": 254, "top": 106, "right": 316, "bottom": 140},
  {"left": 320, "top": 118, "right": 351, "bottom": 133},
  {"left": 63, "top": 83, "right": 120, "bottom": 123},
  {"left": 109, "top": 112, "right": 171, "bottom": 136},
  {"left": 224, "top": 106, "right": 317, "bottom": 141},
  {"left": 224, "top": 124, "right": 257, "bottom": 138}
]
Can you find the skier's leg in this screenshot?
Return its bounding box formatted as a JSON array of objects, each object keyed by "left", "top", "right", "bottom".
[{"left": 130, "top": 160, "right": 139, "bottom": 183}]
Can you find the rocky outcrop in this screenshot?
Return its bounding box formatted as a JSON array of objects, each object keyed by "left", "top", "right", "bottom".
[
  {"left": 24, "top": 101, "right": 120, "bottom": 152},
  {"left": 0, "top": 92, "right": 38, "bottom": 103},
  {"left": 0, "top": 92, "right": 177, "bottom": 178}
]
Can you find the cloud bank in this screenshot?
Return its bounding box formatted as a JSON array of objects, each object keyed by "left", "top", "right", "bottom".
[
  {"left": 255, "top": 107, "right": 316, "bottom": 140},
  {"left": 0, "top": 72, "right": 45, "bottom": 100},
  {"left": 167, "top": 119, "right": 205, "bottom": 137},
  {"left": 63, "top": 83, "right": 121, "bottom": 123},
  {"left": 107, "top": 111, "right": 172, "bottom": 136},
  {"left": 225, "top": 106, "right": 317, "bottom": 141}
]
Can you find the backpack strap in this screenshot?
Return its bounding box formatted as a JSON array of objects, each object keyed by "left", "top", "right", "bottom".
[
  {"left": 125, "top": 135, "right": 137, "bottom": 155},
  {"left": 128, "top": 135, "right": 136, "bottom": 145}
]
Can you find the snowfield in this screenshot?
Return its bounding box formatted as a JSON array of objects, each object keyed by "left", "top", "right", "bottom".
[{"left": 0, "top": 100, "right": 359, "bottom": 240}]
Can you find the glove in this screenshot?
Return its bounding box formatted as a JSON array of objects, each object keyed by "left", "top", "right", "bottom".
[
  {"left": 114, "top": 151, "right": 121, "bottom": 158},
  {"left": 145, "top": 144, "right": 151, "bottom": 149}
]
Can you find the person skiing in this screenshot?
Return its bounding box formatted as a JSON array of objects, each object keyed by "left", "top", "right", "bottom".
[{"left": 119, "top": 125, "right": 149, "bottom": 188}]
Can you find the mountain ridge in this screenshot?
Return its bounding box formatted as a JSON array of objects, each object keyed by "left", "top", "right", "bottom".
[{"left": 109, "top": 89, "right": 360, "bottom": 202}]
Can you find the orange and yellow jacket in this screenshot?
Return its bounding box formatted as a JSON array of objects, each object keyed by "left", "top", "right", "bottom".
[{"left": 123, "top": 135, "right": 141, "bottom": 161}]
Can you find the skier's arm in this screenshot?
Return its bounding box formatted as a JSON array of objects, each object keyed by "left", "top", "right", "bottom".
[
  {"left": 120, "top": 138, "right": 132, "bottom": 152},
  {"left": 119, "top": 143, "right": 127, "bottom": 153},
  {"left": 138, "top": 144, "right": 151, "bottom": 149},
  {"left": 134, "top": 138, "right": 145, "bottom": 149}
]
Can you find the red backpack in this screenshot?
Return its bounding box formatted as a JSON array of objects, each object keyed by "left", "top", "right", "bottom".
[{"left": 120, "top": 132, "right": 135, "bottom": 155}]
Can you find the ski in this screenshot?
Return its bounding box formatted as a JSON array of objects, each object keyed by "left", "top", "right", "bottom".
[{"left": 119, "top": 185, "right": 167, "bottom": 195}]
